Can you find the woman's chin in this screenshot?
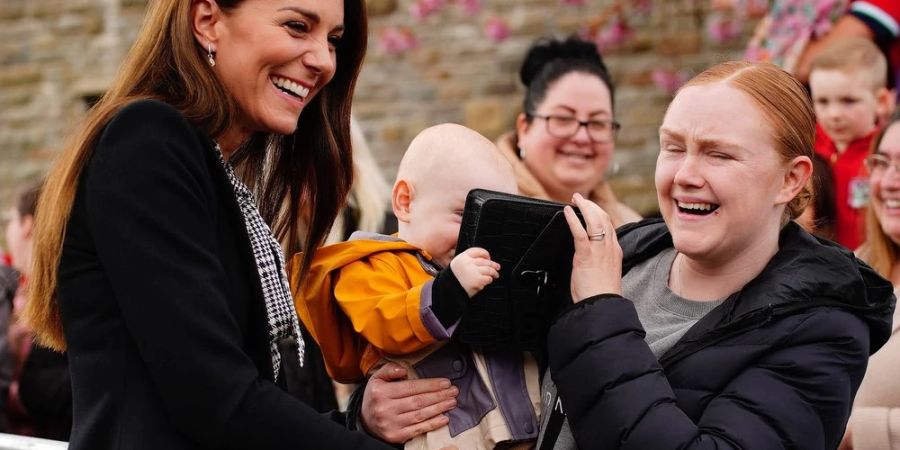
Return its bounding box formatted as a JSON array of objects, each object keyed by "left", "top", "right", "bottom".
[
  {"left": 883, "top": 225, "right": 900, "bottom": 246},
  {"left": 556, "top": 173, "right": 604, "bottom": 194}
]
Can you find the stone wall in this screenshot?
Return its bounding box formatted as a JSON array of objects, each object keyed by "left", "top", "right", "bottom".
[
  {"left": 0, "top": 0, "right": 755, "bottom": 245},
  {"left": 0, "top": 0, "right": 146, "bottom": 224}
]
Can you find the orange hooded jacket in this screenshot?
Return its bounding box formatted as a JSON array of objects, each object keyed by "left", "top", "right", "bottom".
[{"left": 290, "top": 237, "right": 441, "bottom": 383}]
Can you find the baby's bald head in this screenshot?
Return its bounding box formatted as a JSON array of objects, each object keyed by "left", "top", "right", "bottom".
[
  {"left": 392, "top": 124, "right": 518, "bottom": 263},
  {"left": 396, "top": 123, "right": 514, "bottom": 188}
]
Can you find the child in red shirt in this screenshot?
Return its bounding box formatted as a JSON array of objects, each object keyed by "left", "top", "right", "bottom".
[{"left": 811, "top": 37, "right": 894, "bottom": 248}]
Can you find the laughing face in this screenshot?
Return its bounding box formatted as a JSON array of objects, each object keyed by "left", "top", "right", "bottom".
[
  {"left": 656, "top": 82, "right": 793, "bottom": 264},
  {"left": 211, "top": 0, "right": 343, "bottom": 138},
  {"left": 870, "top": 123, "right": 900, "bottom": 243},
  {"left": 516, "top": 72, "right": 614, "bottom": 202}
]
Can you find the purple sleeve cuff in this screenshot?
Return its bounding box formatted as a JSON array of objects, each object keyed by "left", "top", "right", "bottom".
[{"left": 419, "top": 279, "right": 459, "bottom": 340}]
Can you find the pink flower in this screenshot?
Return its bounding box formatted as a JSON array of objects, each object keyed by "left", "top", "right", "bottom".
[
  {"left": 706, "top": 15, "right": 743, "bottom": 43},
  {"left": 652, "top": 69, "right": 691, "bottom": 95},
  {"left": 458, "top": 0, "right": 482, "bottom": 16},
  {"left": 409, "top": 2, "right": 428, "bottom": 21},
  {"left": 409, "top": 0, "right": 446, "bottom": 21},
  {"left": 421, "top": 0, "right": 446, "bottom": 13},
  {"left": 595, "top": 18, "right": 633, "bottom": 50},
  {"left": 378, "top": 27, "right": 419, "bottom": 55},
  {"left": 484, "top": 18, "right": 510, "bottom": 42}
]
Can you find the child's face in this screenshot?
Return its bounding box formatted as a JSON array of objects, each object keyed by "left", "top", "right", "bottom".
[
  {"left": 811, "top": 69, "right": 882, "bottom": 148},
  {"left": 404, "top": 166, "right": 516, "bottom": 268}
]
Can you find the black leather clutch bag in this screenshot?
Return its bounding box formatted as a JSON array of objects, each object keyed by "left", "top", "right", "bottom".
[{"left": 454, "top": 189, "right": 583, "bottom": 351}]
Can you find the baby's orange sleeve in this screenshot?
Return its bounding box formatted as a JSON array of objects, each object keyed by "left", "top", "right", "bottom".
[{"left": 334, "top": 252, "right": 437, "bottom": 354}]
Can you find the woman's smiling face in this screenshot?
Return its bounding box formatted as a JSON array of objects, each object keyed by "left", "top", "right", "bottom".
[
  {"left": 656, "top": 82, "right": 794, "bottom": 264},
  {"left": 208, "top": 0, "right": 344, "bottom": 137},
  {"left": 516, "top": 72, "right": 615, "bottom": 200},
  {"left": 869, "top": 123, "right": 900, "bottom": 244}
]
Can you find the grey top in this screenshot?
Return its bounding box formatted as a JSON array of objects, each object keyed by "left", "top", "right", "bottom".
[
  {"left": 536, "top": 248, "right": 726, "bottom": 449},
  {"left": 625, "top": 248, "right": 726, "bottom": 358}
]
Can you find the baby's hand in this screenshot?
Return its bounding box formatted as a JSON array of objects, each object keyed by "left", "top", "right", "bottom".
[{"left": 449, "top": 247, "right": 501, "bottom": 298}]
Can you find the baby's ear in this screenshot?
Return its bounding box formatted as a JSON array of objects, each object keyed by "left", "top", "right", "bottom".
[{"left": 392, "top": 179, "right": 414, "bottom": 223}]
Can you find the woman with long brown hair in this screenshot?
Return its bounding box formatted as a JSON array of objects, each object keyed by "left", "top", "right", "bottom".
[{"left": 24, "top": 0, "right": 393, "bottom": 448}]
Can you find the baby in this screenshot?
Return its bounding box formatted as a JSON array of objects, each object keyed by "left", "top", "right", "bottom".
[{"left": 294, "top": 124, "right": 540, "bottom": 450}]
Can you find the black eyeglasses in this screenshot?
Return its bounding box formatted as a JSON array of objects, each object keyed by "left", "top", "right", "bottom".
[{"left": 527, "top": 113, "right": 620, "bottom": 143}]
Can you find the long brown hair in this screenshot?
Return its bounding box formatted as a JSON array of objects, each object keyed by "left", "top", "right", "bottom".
[
  {"left": 680, "top": 61, "right": 815, "bottom": 225},
  {"left": 26, "top": 0, "right": 367, "bottom": 350},
  {"left": 858, "top": 112, "right": 900, "bottom": 278}
]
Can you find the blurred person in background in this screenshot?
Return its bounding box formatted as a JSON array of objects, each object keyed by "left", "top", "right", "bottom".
[
  {"left": 282, "top": 117, "right": 393, "bottom": 413},
  {"left": 796, "top": 154, "right": 838, "bottom": 240},
  {"left": 326, "top": 117, "right": 393, "bottom": 244},
  {"left": 3, "top": 182, "right": 71, "bottom": 441},
  {"left": 497, "top": 35, "right": 641, "bottom": 228},
  {"left": 795, "top": 0, "right": 900, "bottom": 94},
  {"left": 0, "top": 214, "right": 17, "bottom": 433},
  {"left": 810, "top": 38, "right": 894, "bottom": 248},
  {"left": 745, "top": 0, "right": 899, "bottom": 103},
  {"left": 846, "top": 111, "right": 900, "bottom": 450}
]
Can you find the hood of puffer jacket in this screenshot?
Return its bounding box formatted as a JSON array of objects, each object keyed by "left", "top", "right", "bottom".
[{"left": 616, "top": 218, "right": 896, "bottom": 362}]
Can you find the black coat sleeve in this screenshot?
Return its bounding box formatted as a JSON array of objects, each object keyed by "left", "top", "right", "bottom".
[
  {"left": 84, "top": 100, "right": 392, "bottom": 450},
  {"left": 18, "top": 346, "right": 71, "bottom": 440},
  {"left": 548, "top": 296, "right": 870, "bottom": 450}
]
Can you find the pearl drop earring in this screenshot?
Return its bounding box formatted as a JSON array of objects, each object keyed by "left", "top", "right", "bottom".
[{"left": 207, "top": 43, "right": 216, "bottom": 67}]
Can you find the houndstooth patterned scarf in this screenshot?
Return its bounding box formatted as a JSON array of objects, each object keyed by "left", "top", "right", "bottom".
[{"left": 214, "top": 144, "right": 304, "bottom": 381}]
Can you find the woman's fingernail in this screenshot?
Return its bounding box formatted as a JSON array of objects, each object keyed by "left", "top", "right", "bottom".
[
  {"left": 448, "top": 386, "right": 459, "bottom": 396},
  {"left": 440, "top": 379, "right": 451, "bottom": 389}
]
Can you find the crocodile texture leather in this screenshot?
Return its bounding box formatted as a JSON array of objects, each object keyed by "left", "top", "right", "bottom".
[{"left": 455, "top": 189, "right": 583, "bottom": 351}]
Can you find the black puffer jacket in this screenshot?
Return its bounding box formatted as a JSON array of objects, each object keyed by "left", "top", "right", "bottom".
[{"left": 548, "top": 219, "right": 895, "bottom": 450}]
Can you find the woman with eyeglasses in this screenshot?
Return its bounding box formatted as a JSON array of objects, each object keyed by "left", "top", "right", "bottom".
[
  {"left": 496, "top": 35, "right": 641, "bottom": 228},
  {"left": 843, "top": 113, "right": 900, "bottom": 450}
]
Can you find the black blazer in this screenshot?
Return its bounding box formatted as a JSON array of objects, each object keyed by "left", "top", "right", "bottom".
[{"left": 57, "top": 100, "right": 392, "bottom": 449}]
